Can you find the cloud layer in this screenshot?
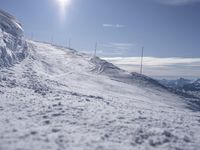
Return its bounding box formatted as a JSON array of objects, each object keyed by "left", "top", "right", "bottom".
[{"left": 103, "top": 57, "right": 200, "bottom": 79}]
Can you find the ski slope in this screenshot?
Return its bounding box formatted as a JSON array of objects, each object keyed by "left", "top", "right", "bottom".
[{"left": 0, "top": 10, "right": 200, "bottom": 150}]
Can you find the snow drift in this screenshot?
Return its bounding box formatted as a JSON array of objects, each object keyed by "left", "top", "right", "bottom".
[{"left": 0, "top": 10, "right": 27, "bottom": 68}]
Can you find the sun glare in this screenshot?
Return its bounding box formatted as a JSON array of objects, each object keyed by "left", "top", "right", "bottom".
[
  {"left": 56, "top": 0, "right": 71, "bottom": 19},
  {"left": 57, "top": 0, "right": 71, "bottom": 7}
]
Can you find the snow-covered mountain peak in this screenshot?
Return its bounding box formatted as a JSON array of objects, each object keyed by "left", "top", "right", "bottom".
[
  {"left": 194, "top": 79, "right": 200, "bottom": 84},
  {"left": 0, "top": 9, "right": 23, "bottom": 37},
  {"left": 0, "top": 10, "right": 27, "bottom": 68}
]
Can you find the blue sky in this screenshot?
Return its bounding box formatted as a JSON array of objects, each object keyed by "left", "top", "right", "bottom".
[{"left": 1, "top": 0, "right": 200, "bottom": 57}]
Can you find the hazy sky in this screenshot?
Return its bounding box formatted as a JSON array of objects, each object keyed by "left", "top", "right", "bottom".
[{"left": 1, "top": 0, "right": 200, "bottom": 57}]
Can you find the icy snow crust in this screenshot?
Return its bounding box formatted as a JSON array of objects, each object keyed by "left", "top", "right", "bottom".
[
  {"left": 0, "top": 11, "right": 200, "bottom": 150},
  {"left": 0, "top": 10, "right": 27, "bottom": 67}
]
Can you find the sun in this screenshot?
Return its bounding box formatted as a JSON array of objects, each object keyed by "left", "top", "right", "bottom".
[
  {"left": 56, "top": 0, "right": 71, "bottom": 19},
  {"left": 57, "top": 0, "right": 71, "bottom": 7}
]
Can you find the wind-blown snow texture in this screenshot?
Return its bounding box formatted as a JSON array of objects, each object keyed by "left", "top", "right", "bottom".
[{"left": 0, "top": 11, "right": 200, "bottom": 150}]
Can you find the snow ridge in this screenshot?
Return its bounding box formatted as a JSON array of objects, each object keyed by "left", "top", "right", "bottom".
[
  {"left": 0, "top": 10, "right": 27, "bottom": 68},
  {"left": 91, "top": 56, "right": 167, "bottom": 90}
]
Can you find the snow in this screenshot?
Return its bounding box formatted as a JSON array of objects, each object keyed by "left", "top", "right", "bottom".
[
  {"left": 0, "top": 10, "right": 23, "bottom": 37},
  {"left": 0, "top": 41, "right": 200, "bottom": 150},
  {"left": 0, "top": 10, "right": 27, "bottom": 68},
  {"left": 0, "top": 11, "right": 200, "bottom": 150}
]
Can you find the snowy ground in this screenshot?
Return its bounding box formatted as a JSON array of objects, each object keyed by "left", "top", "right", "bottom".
[{"left": 0, "top": 41, "right": 200, "bottom": 150}]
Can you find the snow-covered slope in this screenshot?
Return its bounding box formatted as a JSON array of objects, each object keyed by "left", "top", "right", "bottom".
[
  {"left": 0, "top": 10, "right": 27, "bottom": 67},
  {"left": 0, "top": 11, "right": 200, "bottom": 150}
]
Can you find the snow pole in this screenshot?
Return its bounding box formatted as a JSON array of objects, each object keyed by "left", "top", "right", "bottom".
[
  {"left": 51, "top": 36, "right": 54, "bottom": 45},
  {"left": 94, "top": 42, "right": 97, "bottom": 57},
  {"left": 68, "top": 39, "right": 71, "bottom": 49},
  {"left": 140, "top": 47, "right": 144, "bottom": 75}
]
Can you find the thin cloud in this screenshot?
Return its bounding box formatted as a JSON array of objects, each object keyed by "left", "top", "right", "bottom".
[
  {"left": 102, "top": 24, "right": 125, "bottom": 28},
  {"left": 96, "top": 42, "right": 137, "bottom": 57},
  {"left": 102, "top": 42, "right": 136, "bottom": 51},
  {"left": 155, "top": 0, "right": 200, "bottom": 5}
]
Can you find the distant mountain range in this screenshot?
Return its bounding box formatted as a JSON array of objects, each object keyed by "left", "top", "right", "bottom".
[
  {"left": 183, "top": 79, "right": 200, "bottom": 91},
  {"left": 158, "top": 78, "right": 200, "bottom": 98}
]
